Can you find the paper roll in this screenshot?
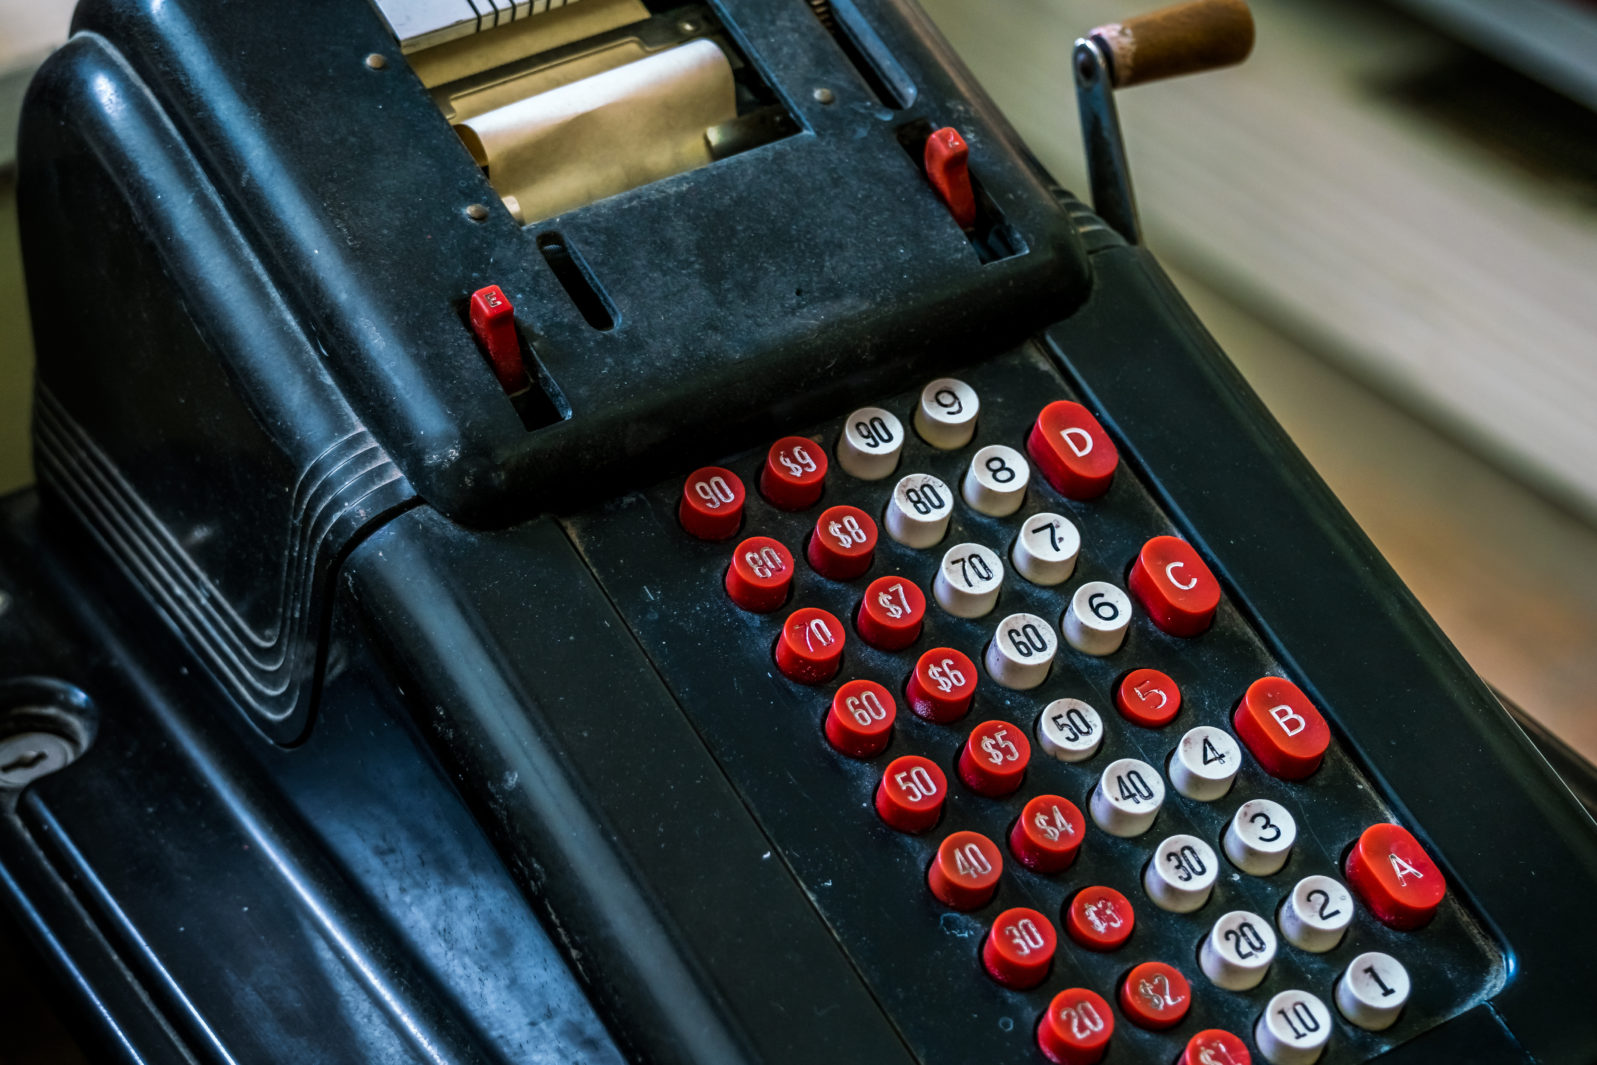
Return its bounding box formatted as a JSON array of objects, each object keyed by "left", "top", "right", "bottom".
[{"left": 456, "top": 38, "right": 737, "bottom": 223}]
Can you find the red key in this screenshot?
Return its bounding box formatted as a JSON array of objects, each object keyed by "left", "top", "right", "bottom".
[
  {"left": 1118, "top": 961, "right": 1191, "bottom": 1030},
  {"left": 1115, "top": 668, "right": 1182, "bottom": 727},
  {"left": 807, "top": 504, "right": 877, "bottom": 580},
  {"left": 856, "top": 575, "right": 926, "bottom": 650},
  {"left": 924, "top": 126, "right": 976, "bottom": 229},
  {"left": 1026, "top": 401, "right": 1119, "bottom": 500},
  {"left": 1065, "top": 885, "right": 1134, "bottom": 951},
  {"left": 774, "top": 607, "right": 845, "bottom": 684},
  {"left": 905, "top": 648, "right": 977, "bottom": 723},
  {"left": 927, "top": 830, "right": 1003, "bottom": 910},
  {"left": 1233, "top": 676, "right": 1331, "bottom": 780},
  {"left": 1181, "top": 1030, "right": 1251, "bottom": 1065},
  {"left": 679, "top": 467, "right": 746, "bottom": 541},
  {"left": 724, "top": 536, "right": 793, "bottom": 613},
  {"left": 761, "top": 436, "right": 827, "bottom": 510},
  {"left": 1036, "top": 987, "right": 1114, "bottom": 1065},
  {"left": 1128, "top": 536, "right": 1222, "bottom": 636},
  {"left": 468, "top": 284, "right": 525, "bottom": 391},
  {"left": 1345, "top": 822, "right": 1447, "bottom": 930},
  {"left": 824, "top": 679, "right": 896, "bottom": 758},
  {"left": 1009, "top": 794, "right": 1086, "bottom": 873},
  {"left": 958, "top": 720, "right": 1030, "bottom": 796},
  {"left": 982, "top": 907, "right": 1056, "bottom": 989},
  {"left": 874, "top": 755, "right": 946, "bottom": 833}
]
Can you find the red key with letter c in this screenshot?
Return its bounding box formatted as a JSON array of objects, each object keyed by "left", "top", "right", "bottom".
[
  {"left": 1027, "top": 401, "right": 1119, "bottom": 499},
  {"left": 1233, "top": 676, "right": 1331, "bottom": 780},
  {"left": 1128, "top": 536, "right": 1221, "bottom": 636}
]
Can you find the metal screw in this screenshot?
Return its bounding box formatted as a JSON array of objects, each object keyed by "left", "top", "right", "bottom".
[
  {"left": 365, "top": 52, "right": 388, "bottom": 70},
  {"left": 0, "top": 732, "right": 77, "bottom": 789},
  {"left": 465, "top": 203, "right": 490, "bottom": 221},
  {"left": 813, "top": 87, "right": 836, "bottom": 105}
]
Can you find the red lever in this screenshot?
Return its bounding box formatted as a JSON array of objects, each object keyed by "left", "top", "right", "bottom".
[
  {"left": 469, "top": 285, "right": 526, "bottom": 392},
  {"left": 924, "top": 127, "right": 976, "bottom": 229}
]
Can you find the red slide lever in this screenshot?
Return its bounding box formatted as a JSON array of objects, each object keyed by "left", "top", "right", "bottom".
[
  {"left": 923, "top": 127, "right": 977, "bottom": 229},
  {"left": 469, "top": 284, "right": 526, "bottom": 392}
]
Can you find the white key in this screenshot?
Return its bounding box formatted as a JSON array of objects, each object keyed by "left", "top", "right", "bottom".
[
  {"left": 1278, "top": 875, "right": 1354, "bottom": 953},
  {"left": 1011, "top": 511, "right": 1080, "bottom": 585},
  {"left": 1335, "top": 952, "right": 1410, "bottom": 1031},
  {"left": 985, "top": 612, "right": 1056, "bottom": 690},
  {"left": 1144, "top": 834, "right": 1218, "bottom": 913},
  {"left": 1062, "top": 581, "right": 1131, "bottom": 655},
  {"left": 962, "top": 444, "right": 1029, "bottom": 517},
  {"left": 1168, "top": 725, "right": 1242, "bottom": 801},
  {"left": 934, "top": 543, "right": 1003, "bottom": 617},
  {"left": 913, "top": 377, "right": 979, "bottom": 449},
  {"left": 1257, "top": 990, "right": 1333, "bottom": 1065},
  {"left": 836, "top": 406, "right": 904, "bottom": 480},
  {"left": 1224, "top": 799, "right": 1297, "bottom": 876},
  {"left": 1199, "top": 910, "right": 1277, "bottom": 991},
  {"left": 1036, "top": 698, "right": 1103, "bottom": 762},
  {"left": 885, "top": 473, "right": 953, "bottom": 548},
  {"left": 1090, "top": 757, "right": 1165, "bottom": 837}
]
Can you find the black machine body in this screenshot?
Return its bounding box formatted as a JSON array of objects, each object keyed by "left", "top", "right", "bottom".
[{"left": 1, "top": 0, "right": 1594, "bottom": 1063}]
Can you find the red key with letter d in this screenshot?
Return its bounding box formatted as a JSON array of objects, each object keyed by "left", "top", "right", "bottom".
[{"left": 1027, "top": 401, "right": 1119, "bottom": 499}]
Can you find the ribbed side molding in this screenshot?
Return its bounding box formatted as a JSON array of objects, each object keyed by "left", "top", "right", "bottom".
[{"left": 35, "top": 388, "right": 414, "bottom": 737}]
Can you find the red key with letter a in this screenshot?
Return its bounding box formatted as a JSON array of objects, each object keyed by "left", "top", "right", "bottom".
[
  {"left": 1345, "top": 822, "right": 1447, "bottom": 930},
  {"left": 1027, "top": 401, "right": 1119, "bottom": 499},
  {"left": 1233, "top": 676, "right": 1331, "bottom": 780},
  {"left": 1128, "top": 536, "right": 1221, "bottom": 636}
]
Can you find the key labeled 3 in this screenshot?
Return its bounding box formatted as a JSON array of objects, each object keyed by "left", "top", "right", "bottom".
[{"left": 1224, "top": 799, "right": 1297, "bottom": 876}]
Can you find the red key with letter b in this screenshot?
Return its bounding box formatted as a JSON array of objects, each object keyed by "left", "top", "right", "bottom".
[{"left": 1233, "top": 676, "right": 1331, "bottom": 780}]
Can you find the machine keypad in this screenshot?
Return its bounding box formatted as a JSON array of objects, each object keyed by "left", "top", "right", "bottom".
[{"left": 602, "top": 352, "right": 1501, "bottom": 1064}]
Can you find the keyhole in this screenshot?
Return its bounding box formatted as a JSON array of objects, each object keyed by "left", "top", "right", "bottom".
[{"left": 1, "top": 749, "right": 48, "bottom": 774}]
